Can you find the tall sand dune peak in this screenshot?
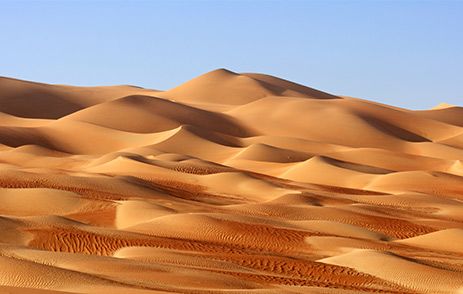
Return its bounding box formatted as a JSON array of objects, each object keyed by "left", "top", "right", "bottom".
[{"left": 159, "top": 68, "right": 340, "bottom": 104}]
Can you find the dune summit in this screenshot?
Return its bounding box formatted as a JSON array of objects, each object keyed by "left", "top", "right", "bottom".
[{"left": 0, "top": 68, "right": 463, "bottom": 293}]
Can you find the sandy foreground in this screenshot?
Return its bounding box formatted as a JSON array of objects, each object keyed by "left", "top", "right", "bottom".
[{"left": 0, "top": 69, "right": 463, "bottom": 293}]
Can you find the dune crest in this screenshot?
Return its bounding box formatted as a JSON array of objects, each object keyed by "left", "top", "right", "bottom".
[
  {"left": 432, "top": 102, "right": 455, "bottom": 110},
  {"left": 0, "top": 69, "right": 462, "bottom": 293}
]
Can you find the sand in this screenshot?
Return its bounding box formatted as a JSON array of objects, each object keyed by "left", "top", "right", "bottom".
[{"left": 0, "top": 69, "right": 462, "bottom": 293}]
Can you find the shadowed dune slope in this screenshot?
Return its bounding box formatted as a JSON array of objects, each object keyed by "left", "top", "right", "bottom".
[
  {"left": 415, "top": 106, "right": 463, "bottom": 127},
  {"left": 0, "top": 77, "right": 158, "bottom": 119}
]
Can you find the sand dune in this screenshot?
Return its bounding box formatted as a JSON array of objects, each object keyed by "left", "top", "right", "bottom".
[
  {"left": 158, "top": 68, "right": 339, "bottom": 105},
  {"left": 320, "top": 249, "right": 463, "bottom": 293},
  {"left": 0, "top": 69, "right": 462, "bottom": 293},
  {"left": 232, "top": 143, "right": 311, "bottom": 163},
  {"left": 395, "top": 228, "right": 463, "bottom": 253},
  {"left": 415, "top": 105, "right": 463, "bottom": 127},
  {"left": 281, "top": 156, "right": 377, "bottom": 188},
  {"left": 64, "top": 94, "right": 253, "bottom": 137},
  {"left": 0, "top": 76, "right": 158, "bottom": 119}
]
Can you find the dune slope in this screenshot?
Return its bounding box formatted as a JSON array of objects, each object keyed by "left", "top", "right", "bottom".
[{"left": 0, "top": 69, "right": 462, "bottom": 293}]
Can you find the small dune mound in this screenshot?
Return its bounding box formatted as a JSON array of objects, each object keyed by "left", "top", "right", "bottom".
[
  {"left": 0, "top": 188, "right": 88, "bottom": 216},
  {"left": 298, "top": 220, "right": 390, "bottom": 241},
  {"left": 127, "top": 213, "right": 308, "bottom": 252},
  {"left": 320, "top": 249, "right": 463, "bottom": 293},
  {"left": 281, "top": 156, "right": 376, "bottom": 187},
  {"left": 116, "top": 200, "right": 175, "bottom": 229},
  {"left": 395, "top": 229, "right": 463, "bottom": 253},
  {"left": 0, "top": 254, "right": 118, "bottom": 292},
  {"left": 233, "top": 143, "right": 311, "bottom": 163},
  {"left": 366, "top": 170, "right": 463, "bottom": 197}
]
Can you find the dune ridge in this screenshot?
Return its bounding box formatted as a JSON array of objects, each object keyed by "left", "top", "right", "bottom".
[{"left": 0, "top": 69, "right": 462, "bottom": 293}]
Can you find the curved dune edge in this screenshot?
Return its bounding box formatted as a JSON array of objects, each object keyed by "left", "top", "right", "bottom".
[{"left": 0, "top": 69, "right": 462, "bottom": 293}]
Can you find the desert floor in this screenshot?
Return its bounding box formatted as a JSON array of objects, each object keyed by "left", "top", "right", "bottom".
[{"left": 1, "top": 69, "right": 463, "bottom": 293}]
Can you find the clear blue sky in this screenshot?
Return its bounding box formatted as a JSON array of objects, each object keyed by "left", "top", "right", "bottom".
[{"left": 1, "top": 0, "right": 462, "bottom": 109}]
